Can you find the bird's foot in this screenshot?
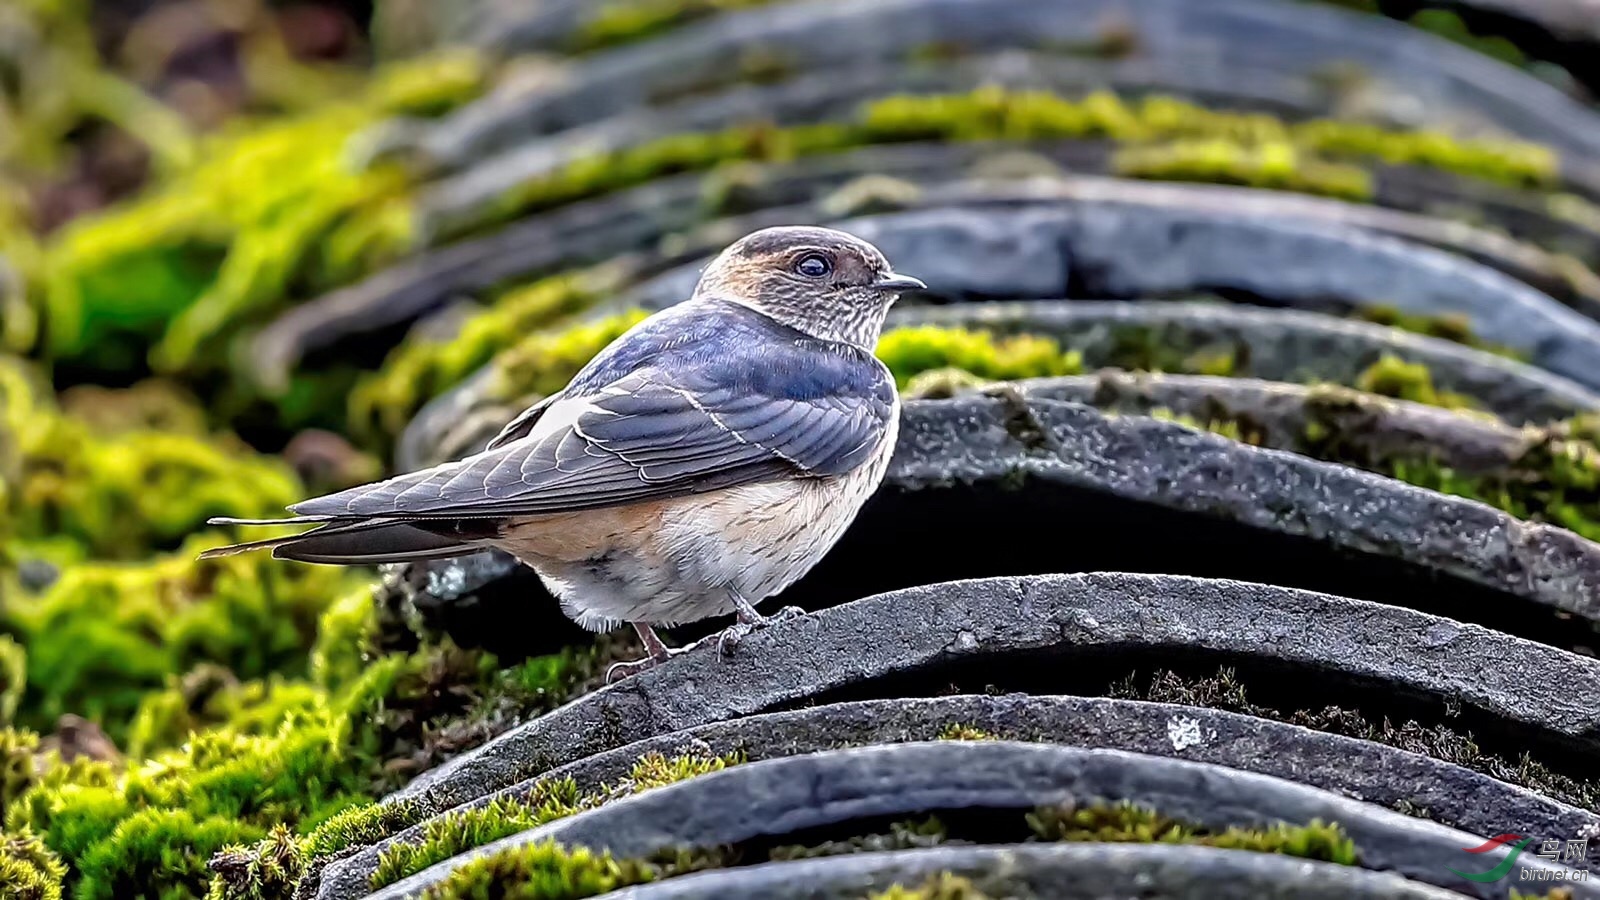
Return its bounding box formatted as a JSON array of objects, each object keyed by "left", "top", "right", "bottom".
[
  {"left": 606, "top": 622, "right": 689, "bottom": 684},
  {"left": 604, "top": 647, "right": 690, "bottom": 684},
  {"left": 718, "top": 599, "right": 808, "bottom": 655}
]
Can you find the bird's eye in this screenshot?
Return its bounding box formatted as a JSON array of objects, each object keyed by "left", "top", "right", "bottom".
[{"left": 794, "top": 253, "right": 832, "bottom": 278}]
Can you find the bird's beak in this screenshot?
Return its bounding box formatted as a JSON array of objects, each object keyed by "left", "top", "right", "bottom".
[{"left": 872, "top": 273, "right": 927, "bottom": 293}]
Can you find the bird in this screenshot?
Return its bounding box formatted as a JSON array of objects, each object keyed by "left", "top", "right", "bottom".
[{"left": 199, "top": 225, "right": 926, "bottom": 681}]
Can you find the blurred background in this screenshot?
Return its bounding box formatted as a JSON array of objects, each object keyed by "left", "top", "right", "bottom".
[{"left": 3, "top": 1, "right": 1600, "bottom": 898}]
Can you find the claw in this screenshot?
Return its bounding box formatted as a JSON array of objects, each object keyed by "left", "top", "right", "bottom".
[{"left": 716, "top": 622, "right": 752, "bottom": 656}]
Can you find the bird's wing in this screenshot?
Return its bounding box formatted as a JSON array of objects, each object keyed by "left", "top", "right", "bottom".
[{"left": 288, "top": 339, "right": 896, "bottom": 521}]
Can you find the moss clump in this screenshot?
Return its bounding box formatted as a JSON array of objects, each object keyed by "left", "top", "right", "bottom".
[
  {"left": 1352, "top": 305, "right": 1522, "bottom": 358},
  {"left": 468, "top": 88, "right": 1556, "bottom": 240},
  {"left": 11, "top": 50, "right": 486, "bottom": 380},
  {"left": 1111, "top": 667, "right": 1600, "bottom": 813},
  {"left": 370, "top": 751, "right": 741, "bottom": 890},
  {"left": 1026, "top": 799, "right": 1357, "bottom": 865},
  {"left": 416, "top": 840, "right": 666, "bottom": 900},
  {"left": 573, "top": 0, "right": 777, "bottom": 52},
  {"left": 0, "top": 357, "right": 304, "bottom": 562},
  {"left": 936, "top": 723, "right": 996, "bottom": 741},
  {"left": 1113, "top": 139, "right": 1374, "bottom": 201},
  {"left": 877, "top": 325, "right": 1084, "bottom": 389},
  {"left": 349, "top": 270, "right": 615, "bottom": 446},
  {"left": 868, "top": 873, "right": 992, "bottom": 900},
  {"left": 487, "top": 310, "right": 654, "bottom": 406},
  {"left": 859, "top": 89, "right": 1557, "bottom": 189},
  {"left": 1353, "top": 354, "right": 1475, "bottom": 410},
  {"left": 0, "top": 829, "right": 68, "bottom": 900},
  {"left": 4, "top": 537, "right": 360, "bottom": 740}
]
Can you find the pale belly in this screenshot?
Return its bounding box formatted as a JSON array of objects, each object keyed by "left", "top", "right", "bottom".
[{"left": 488, "top": 419, "right": 896, "bottom": 631}]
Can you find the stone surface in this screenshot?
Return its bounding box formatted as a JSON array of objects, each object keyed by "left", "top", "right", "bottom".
[
  {"left": 603, "top": 844, "right": 1474, "bottom": 899},
  {"left": 367, "top": 742, "right": 1592, "bottom": 900},
  {"left": 389, "top": 0, "right": 1600, "bottom": 169},
  {"left": 315, "top": 694, "right": 1599, "bottom": 900},
  {"left": 382, "top": 572, "right": 1600, "bottom": 819},
  {"left": 616, "top": 204, "right": 1600, "bottom": 389},
  {"left": 261, "top": 159, "right": 1600, "bottom": 398},
  {"left": 391, "top": 395, "right": 1600, "bottom": 662},
  {"left": 891, "top": 299, "right": 1600, "bottom": 424},
  {"left": 1009, "top": 370, "right": 1539, "bottom": 472}
]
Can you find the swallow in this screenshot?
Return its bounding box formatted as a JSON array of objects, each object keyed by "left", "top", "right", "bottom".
[{"left": 202, "top": 225, "right": 926, "bottom": 680}]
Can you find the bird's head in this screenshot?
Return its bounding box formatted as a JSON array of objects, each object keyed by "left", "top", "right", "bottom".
[{"left": 693, "top": 225, "right": 926, "bottom": 348}]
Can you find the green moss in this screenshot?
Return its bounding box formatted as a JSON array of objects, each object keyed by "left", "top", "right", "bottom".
[
  {"left": 488, "top": 310, "right": 654, "bottom": 406},
  {"left": 1111, "top": 667, "right": 1600, "bottom": 813},
  {"left": 13, "top": 50, "right": 486, "bottom": 380},
  {"left": 469, "top": 89, "right": 1557, "bottom": 240},
  {"left": 1353, "top": 354, "right": 1476, "bottom": 410},
  {"left": 935, "top": 723, "right": 996, "bottom": 741},
  {"left": 1113, "top": 139, "right": 1375, "bottom": 201},
  {"left": 370, "top": 751, "right": 741, "bottom": 891},
  {"left": 0, "top": 638, "right": 23, "bottom": 725},
  {"left": 416, "top": 840, "right": 666, "bottom": 900},
  {"left": 1352, "top": 304, "right": 1522, "bottom": 358},
  {"left": 5, "top": 535, "right": 360, "bottom": 739},
  {"left": 1, "top": 729, "right": 40, "bottom": 822},
  {"left": 573, "top": 0, "right": 777, "bottom": 52},
  {"left": 1027, "top": 799, "right": 1357, "bottom": 865},
  {"left": 0, "top": 360, "right": 305, "bottom": 561},
  {"left": 868, "top": 873, "right": 992, "bottom": 900},
  {"left": 0, "top": 829, "right": 68, "bottom": 900},
  {"left": 349, "top": 270, "right": 616, "bottom": 446},
  {"left": 877, "top": 325, "right": 1084, "bottom": 389}
]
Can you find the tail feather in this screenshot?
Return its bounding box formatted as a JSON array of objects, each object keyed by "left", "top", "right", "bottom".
[
  {"left": 199, "top": 515, "right": 481, "bottom": 565},
  {"left": 207, "top": 514, "right": 333, "bottom": 527},
  {"left": 270, "top": 522, "right": 477, "bottom": 564}
]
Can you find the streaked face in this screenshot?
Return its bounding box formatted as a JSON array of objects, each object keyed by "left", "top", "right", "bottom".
[{"left": 697, "top": 226, "right": 924, "bottom": 346}]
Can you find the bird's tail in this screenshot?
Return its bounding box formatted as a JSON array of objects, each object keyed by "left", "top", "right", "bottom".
[{"left": 198, "top": 516, "right": 479, "bottom": 564}]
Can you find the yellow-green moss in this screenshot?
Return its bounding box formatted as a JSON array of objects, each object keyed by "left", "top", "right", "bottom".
[
  {"left": 417, "top": 840, "right": 665, "bottom": 900},
  {"left": 1352, "top": 305, "right": 1522, "bottom": 357},
  {"left": 349, "top": 270, "right": 616, "bottom": 446},
  {"left": 0, "top": 357, "right": 304, "bottom": 562},
  {"left": 4, "top": 534, "right": 361, "bottom": 738},
  {"left": 0, "top": 829, "right": 68, "bottom": 900},
  {"left": 935, "top": 723, "right": 996, "bottom": 741},
  {"left": 370, "top": 751, "right": 741, "bottom": 891},
  {"left": 573, "top": 0, "right": 778, "bottom": 52},
  {"left": 1113, "top": 138, "right": 1375, "bottom": 201},
  {"left": 1354, "top": 354, "right": 1475, "bottom": 410},
  {"left": 488, "top": 310, "right": 654, "bottom": 405},
  {"left": 1026, "top": 800, "right": 1357, "bottom": 865},
  {"left": 877, "top": 325, "right": 1084, "bottom": 389},
  {"left": 470, "top": 89, "right": 1557, "bottom": 240},
  {"left": 770, "top": 816, "right": 947, "bottom": 862},
  {"left": 17, "top": 50, "right": 487, "bottom": 377}
]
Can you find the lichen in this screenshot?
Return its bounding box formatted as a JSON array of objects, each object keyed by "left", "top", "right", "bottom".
[
  {"left": 1026, "top": 799, "right": 1357, "bottom": 865},
  {"left": 1110, "top": 667, "right": 1600, "bottom": 812}
]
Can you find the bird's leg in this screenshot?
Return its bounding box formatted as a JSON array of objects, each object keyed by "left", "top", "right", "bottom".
[
  {"left": 717, "top": 592, "right": 807, "bottom": 655},
  {"left": 605, "top": 622, "right": 687, "bottom": 684}
]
